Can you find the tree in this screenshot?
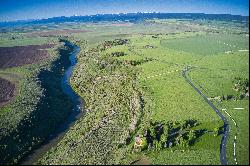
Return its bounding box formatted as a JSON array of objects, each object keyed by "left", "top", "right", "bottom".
[
  {"left": 160, "top": 134, "right": 167, "bottom": 148},
  {"left": 213, "top": 127, "right": 219, "bottom": 136},
  {"left": 187, "top": 130, "right": 196, "bottom": 145},
  {"left": 188, "top": 130, "right": 196, "bottom": 141},
  {"left": 154, "top": 140, "right": 162, "bottom": 151},
  {"left": 179, "top": 137, "right": 188, "bottom": 147}
]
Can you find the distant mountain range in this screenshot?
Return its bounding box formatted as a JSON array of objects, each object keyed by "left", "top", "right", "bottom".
[{"left": 0, "top": 13, "right": 249, "bottom": 27}]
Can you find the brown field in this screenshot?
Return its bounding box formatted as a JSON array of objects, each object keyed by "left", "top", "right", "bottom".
[
  {"left": 0, "top": 44, "right": 54, "bottom": 69},
  {"left": 26, "top": 29, "right": 91, "bottom": 37},
  {"left": 0, "top": 77, "right": 15, "bottom": 107}
]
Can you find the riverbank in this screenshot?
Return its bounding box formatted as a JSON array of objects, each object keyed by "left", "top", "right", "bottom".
[
  {"left": 21, "top": 41, "right": 83, "bottom": 164},
  {"left": 0, "top": 40, "right": 82, "bottom": 164},
  {"left": 37, "top": 39, "right": 143, "bottom": 165}
]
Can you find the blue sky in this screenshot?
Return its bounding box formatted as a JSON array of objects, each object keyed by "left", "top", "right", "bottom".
[{"left": 0, "top": 0, "right": 249, "bottom": 21}]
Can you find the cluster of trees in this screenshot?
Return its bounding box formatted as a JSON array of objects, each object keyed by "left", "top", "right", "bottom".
[
  {"left": 220, "top": 77, "right": 249, "bottom": 102},
  {"left": 221, "top": 95, "right": 234, "bottom": 101},
  {"left": 123, "top": 58, "right": 154, "bottom": 66},
  {"left": 111, "top": 51, "right": 126, "bottom": 57},
  {"left": 233, "top": 77, "right": 249, "bottom": 98},
  {"left": 98, "top": 39, "right": 129, "bottom": 51},
  {"left": 133, "top": 119, "right": 206, "bottom": 152}
]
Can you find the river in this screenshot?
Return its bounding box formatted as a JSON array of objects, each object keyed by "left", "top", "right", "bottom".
[{"left": 21, "top": 41, "right": 83, "bottom": 165}]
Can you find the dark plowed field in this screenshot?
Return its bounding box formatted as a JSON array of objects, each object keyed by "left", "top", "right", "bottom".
[
  {"left": 0, "top": 44, "right": 54, "bottom": 69},
  {"left": 0, "top": 77, "right": 15, "bottom": 107}
]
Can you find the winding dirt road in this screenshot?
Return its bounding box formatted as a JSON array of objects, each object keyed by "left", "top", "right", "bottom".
[{"left": 182, "top": 66, "right": 229, "bottom": 165}]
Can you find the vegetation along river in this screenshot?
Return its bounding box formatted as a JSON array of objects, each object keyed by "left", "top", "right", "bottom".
[{"left": 21, "top": 41, "right": 83, "bottom": 164}]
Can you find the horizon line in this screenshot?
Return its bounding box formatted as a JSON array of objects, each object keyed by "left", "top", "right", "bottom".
[{"left": 0, "top": 12, "right": 249, "bottom": 23}]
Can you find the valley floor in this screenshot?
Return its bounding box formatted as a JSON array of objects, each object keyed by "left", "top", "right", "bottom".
[{"left": 0, "top": 18, "right": 248, "bottom": 165}]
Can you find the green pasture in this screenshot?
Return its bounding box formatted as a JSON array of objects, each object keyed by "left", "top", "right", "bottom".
[
  {"left": 0, "top": 36, "right": 54, "bottom": 47},
  {"left": 110, "top": 29, "right": 248, "bottom": 164},
  {"left": 160, "top": 33, "right": 249, "bottom": 56}
]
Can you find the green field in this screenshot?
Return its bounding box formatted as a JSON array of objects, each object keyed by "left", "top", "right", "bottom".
[
  {"left": 161, "top": 33, "right": 249, "bottom": 56},
  {"left": 37, "top": 19, "right": 248, "bottom": 165},
  {"left": 0, "top": 36, "right": 54, "bottom": 47},
  {"left": 0, "top": 18, "right": 249, "bottom": 165}
]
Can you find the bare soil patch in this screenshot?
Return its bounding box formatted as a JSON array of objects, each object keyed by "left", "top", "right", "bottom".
[
  {"left": 0, "top": 77, "right": 15, "bottom": 107},
  {"left": 0, "top": 44, "right": 54, "bottom": 69}
]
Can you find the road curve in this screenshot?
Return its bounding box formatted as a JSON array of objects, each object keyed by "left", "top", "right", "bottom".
[{"left": 182, "top": 67, "right": 229, "bottom": 165}]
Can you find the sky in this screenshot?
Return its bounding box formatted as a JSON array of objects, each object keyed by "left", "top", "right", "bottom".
[{"left": 0, "top": 0, "right": 249, "bottom": 22}]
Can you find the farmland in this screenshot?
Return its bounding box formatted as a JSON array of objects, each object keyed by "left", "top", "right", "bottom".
[
  {"left": 26, "top": 29, "right": 91, "bottom": 37},
  {"left": 0, "top": 77, "right": 15, "bottom": 106},
  {"left": 0, "top": 13, "right": 249, "bottom": 165},
  {"left": 0, "top": 44, "right": 55, "bottom": 68}
]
